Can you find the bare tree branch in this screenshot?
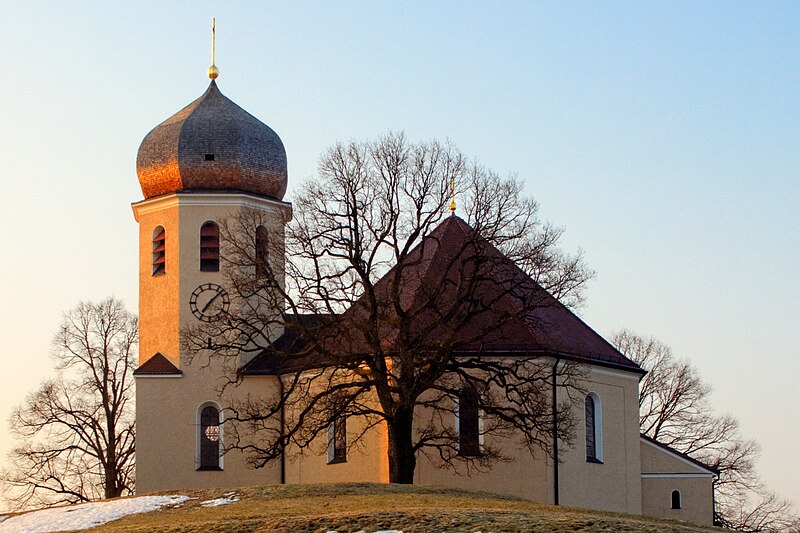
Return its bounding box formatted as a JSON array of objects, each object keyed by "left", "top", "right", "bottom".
[
  {"left": 613, "top": 329, "right": 798, "bottom": 532},
  {"left": 1, "top": 298, "right": 137, "bottom": 510},
  {"left": 183, "top": 133, "right": 593, "bottom": 484}
]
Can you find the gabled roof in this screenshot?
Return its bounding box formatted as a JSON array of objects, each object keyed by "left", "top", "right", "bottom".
[
  {"left": 241, "top": 314, "right": 331, "bottom": 375},
  {"left": 641, "top": 434, "right": 720, "bottom": 476},
  {"left": 243, "top": 215, "right": 642, "bottom": 375},
  {"left": 393, "top": 216, "right": 642, "bottom": 370},
  {"left": 134, "top": 352, "right": 182, "bottom": 376}
]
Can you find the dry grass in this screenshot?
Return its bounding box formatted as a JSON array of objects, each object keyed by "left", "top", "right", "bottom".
[{"left": 77, "top": 483, "right": 719, "bottom": 532}]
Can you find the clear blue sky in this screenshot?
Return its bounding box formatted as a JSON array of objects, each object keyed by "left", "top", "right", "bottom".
[{"left": 1, "top": 1, "right": 798, "bottom": 506}]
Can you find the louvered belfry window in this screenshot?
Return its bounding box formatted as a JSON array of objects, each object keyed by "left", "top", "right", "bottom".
[
  {"left": 199, "top": 405, "right": 221, "bottom": 470},
  {"left": 152, "top": 226, "right": 166, "bottom": 275},
  {"left": 200, "top": 222, "right": 220, "bottom": 272},
  {"left": 255, "top": 225, "right": 269, "bottom": 278}
]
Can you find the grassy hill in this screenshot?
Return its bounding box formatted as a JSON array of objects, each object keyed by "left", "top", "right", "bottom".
[{"left": 30, "top": 483, "right": 723, "bottom": 532}]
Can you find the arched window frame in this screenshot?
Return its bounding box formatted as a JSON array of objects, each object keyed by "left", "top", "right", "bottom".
[
  {"left": 200, "top": 221, "right": 220, "bottom": 272},
  {"left": 455, "top": 387, "right": 483, "bottom": 457},
  {"left": 196, "top": 401, "right": 223, "bottom": 471},
  {"left": 152, "top": 226, "right": 166, "bottom": 275},
  {"left": 585, "top": 392, "right": 604, "bottom": 463},
  {"left": 327, "top": 415, "right": 347, "bottom": 464},
  {"left": 671, "top": 490, "right": 682, "bottom": 509},
  {"left": 255, "top": 225, "right": 270, "bottom": 278}
]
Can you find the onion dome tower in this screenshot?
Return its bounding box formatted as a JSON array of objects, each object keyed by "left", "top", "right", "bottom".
[
  {"left": 136, "top": 80, "right": 288, "bottom": 200},
  {"left": 133, "top": 20, "right": 292, "bottom": 493}
]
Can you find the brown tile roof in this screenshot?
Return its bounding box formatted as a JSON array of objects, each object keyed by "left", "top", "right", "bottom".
[
  {"left": 241, "top": 314, "right": 332, "bottom": 374},
  {"left": 134, "top": 352, "right": 182, "bottom": 376},
  {"left": 641, "top": 434, "right": 720, "bottom": 476},
  {"left": 243, "top": 216, "right": 642, "bottom": 375}
]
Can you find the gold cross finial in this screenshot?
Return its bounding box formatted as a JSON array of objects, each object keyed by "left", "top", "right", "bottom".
[
  {"left": 448, "top": 176, "right": 457, "bottom": 215},
  {"left": 208, "top": 18, "right": 219, "bottom": 80}
]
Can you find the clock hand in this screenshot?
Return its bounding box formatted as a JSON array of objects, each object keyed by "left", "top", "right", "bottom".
[{"left": 201, "top": 292, "right": 221, "bottom": 313}]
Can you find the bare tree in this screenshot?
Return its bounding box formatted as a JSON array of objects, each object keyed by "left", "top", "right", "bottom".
[
  {"left": 613, "top": 329, "right": 798, "bottom": 532},
  {"left": 715, "top": 491, "right": 800, "bottom": 533},
  {"left": 183, "top": 133, "right": 593, "bottom": 483},
  {"left": 1, "top": 298, "right": 137, "bottom": 509}
]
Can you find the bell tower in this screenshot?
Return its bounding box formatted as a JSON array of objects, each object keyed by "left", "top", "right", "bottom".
[{"left": 131, "top": 43, "right": 290, "bottom": 492}]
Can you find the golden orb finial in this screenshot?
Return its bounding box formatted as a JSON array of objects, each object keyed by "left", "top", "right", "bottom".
[
  {"left": 449, "top": 176, "right": 457, "bottom": 215},
  {"left": 208, "top": 18, "right": 219, "bottom": 80}
]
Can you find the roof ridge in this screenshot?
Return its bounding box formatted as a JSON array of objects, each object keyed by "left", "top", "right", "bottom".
[
  {"left": 641, "top": 434, "right": 720, "bottom": 476},
  {"left": 134, "top": 352, "right": 182, "bottom": 375},
  {"left": 245, "top": 215, "right": 644, "bottom": 374},
  {"left": 406, "top": 216, "right": 642, "bottom": 370}
]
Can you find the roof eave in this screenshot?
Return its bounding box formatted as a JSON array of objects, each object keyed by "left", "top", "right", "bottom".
[
  {"left": 640, "top": 434, "right": 720, "bottom": 476},
  {"left": 452, "top": 348, "right": 646, "bottom": 375}
]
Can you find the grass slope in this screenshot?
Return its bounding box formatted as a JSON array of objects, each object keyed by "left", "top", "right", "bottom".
[{"left": 88, "top": 483, "right": 718, "bottom": 532}]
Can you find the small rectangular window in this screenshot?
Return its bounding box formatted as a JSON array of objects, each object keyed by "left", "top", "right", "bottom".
[{"left": 205, "top": 154, "right": 215, "bottom": 161}]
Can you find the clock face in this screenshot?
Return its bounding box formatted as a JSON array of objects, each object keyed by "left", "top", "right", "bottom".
[{"left": 189, "top": 283, "right": 230, "bottom": 322}]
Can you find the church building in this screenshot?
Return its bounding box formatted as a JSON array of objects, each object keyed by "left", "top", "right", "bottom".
[{"left": 131, "top": 63, "right": 717, "bottom": 526}]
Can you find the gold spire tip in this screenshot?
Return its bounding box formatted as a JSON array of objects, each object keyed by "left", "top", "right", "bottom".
[
  {"left": 448, "top": 176, "right": 457, "bottom": 215},
  {"left": 208, "top": 18, "right": 219, "bottom": 80}
]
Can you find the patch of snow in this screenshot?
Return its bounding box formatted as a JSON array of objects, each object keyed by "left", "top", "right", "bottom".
[
  {"left": 0, "top": 495, "right": 189, "bottom": 533},
  {"left": 329, "top": 530, "right": 402, "bottom": 533},
  {"left": 199, "top": 492, "right": 240, "bottom": 507},
  {"left": 351, "top": 531, "right": 403, "bottom": 533}
]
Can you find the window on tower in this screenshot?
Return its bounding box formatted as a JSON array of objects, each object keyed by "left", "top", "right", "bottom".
[
  {"left": 152, "top": 226, "right": 166, "bottom": 275},
  {"left": 200, "top": 222, "right": 220, "bottom": 272},
  {"left": 198, "top": 403, "right": 222, "bottom": 470},
  {"left": 255, "top": 225, "right": 269, "bottom": 278}
]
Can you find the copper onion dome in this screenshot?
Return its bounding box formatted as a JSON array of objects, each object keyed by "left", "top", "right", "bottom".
[{"left": 136, "top": 80, "right": 288, "bottom": 200}]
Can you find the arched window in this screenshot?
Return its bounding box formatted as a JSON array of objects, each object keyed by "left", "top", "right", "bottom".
[
  {"left": 327, "top": 416, "right": 347, "bottom": 464},
  {"left": 200, "top": 222, "right": 220, "bottom": 272},
  {"left": 255, "top": 225, "right": 269, "bottom": 278},
  {"left": 198, "top": 404, "right": 222, "bottom": 470},
  {"left": 671, "top": 490, "right": 682, "bottom": 509},
  {"left": 152, "top": 226, "right": 166, "bottom": 275},
  {"left": 585, "top": 393, "right": 603, "bottom": 463},
  {"left": 457, "top": 387, "right": 481, "bottom": 457}
]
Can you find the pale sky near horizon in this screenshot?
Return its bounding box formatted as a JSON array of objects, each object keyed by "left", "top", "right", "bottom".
[{"left": 0, "top": 1, "right": 798, "bottom": 508}]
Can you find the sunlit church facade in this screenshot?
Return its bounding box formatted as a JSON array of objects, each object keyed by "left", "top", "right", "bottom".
[{"left": 131, "top": 67, "right": 717, "bottom": 526}]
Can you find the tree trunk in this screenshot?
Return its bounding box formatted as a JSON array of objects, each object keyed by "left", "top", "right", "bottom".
[
  {"left": 104, "top": 448, "right": 120, "bottom": 499},
  {"left": 104, "top": 400, "right": 120, "bottom": 499},
  {"left": 104, "top": 464, "right": 119, "bottom": 499},
  {"left": 387, "top": 408, "right": 416, "bottom": 484}
]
